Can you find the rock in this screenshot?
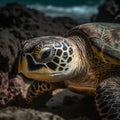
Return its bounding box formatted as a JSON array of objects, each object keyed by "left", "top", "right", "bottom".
[
  {"left": 44, "top": 90, "right": 100, "bottom": 120},
  {"left": 0, "top": 72, "right": 26, "bottom": 107},
  {"left": 0, "top": 3, "right": 78, "bottom": 72},
  {"left": 91, "top": 0, "right": 120, "bottom": 23},
  {"left": 0, "top": 29, "right": 20, "bottom": 72},
  {"left": 0, "top": 107, "right": 64, "bottom": 120}
]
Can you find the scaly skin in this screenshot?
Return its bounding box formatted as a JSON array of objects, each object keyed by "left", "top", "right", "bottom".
[{"left": 96, "top": 77, "right": 120, "bottom": 120}]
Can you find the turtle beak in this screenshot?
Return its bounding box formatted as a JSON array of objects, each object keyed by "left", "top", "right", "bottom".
[
  {"left": 18, "top": 48, "right": 30, "bottom": 72},
  {"left": 18, "top": 51, "right": 54, "bottom": 82}
]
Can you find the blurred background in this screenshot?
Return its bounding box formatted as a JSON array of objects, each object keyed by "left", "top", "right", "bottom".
[{"left": 0, "top": 0, "right": 102, "bottom": 22}]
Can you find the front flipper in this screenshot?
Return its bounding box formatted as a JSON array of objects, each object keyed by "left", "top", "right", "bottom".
[
  {"left": 95, "top": 76, "right": 120, "bottom": 120},
  {"left": 26, "top": 80, "right": 65, "bottom": 108}
]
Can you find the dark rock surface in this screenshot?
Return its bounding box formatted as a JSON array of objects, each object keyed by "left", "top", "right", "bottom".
[
  {"left": 91, "top": 0, "right": 120, "bottom": 23},
  {"left": 0, "top": 72, "right": 26, "bottom": 107},
  {"left": 0, "top": 107, "right": 64, "bottom": 120}
]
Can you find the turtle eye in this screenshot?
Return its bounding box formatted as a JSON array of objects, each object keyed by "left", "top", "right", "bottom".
[
  {"left": 32, "top": 46, "right": 52, "bottom": 61},
  {"left": 41, "top": 48, "right": 52, "bottom": 60}
]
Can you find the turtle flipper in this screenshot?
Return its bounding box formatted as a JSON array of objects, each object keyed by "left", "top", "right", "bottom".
[
  {"left": 95, "top": 76, "right": 120, "bottom": 120},
  {"left": 26, "top": 80, "right": 65, "bottom": 107}
]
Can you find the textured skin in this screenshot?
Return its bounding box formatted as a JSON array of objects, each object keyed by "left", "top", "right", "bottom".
[
  {"left": 26, "top": 80, "right": 53, "bottom": 107},
  {"left": 26, "top": 80, "right": 65, "bottom": 107},
  {"left": 18, "top": 23, "right": 120, "bottom": 120},
  {"left": 96, "top": 77, "right": 120, "bottom": 120},
  {"left": 26, "top": 81, "right": 52, "bottom": 103}
]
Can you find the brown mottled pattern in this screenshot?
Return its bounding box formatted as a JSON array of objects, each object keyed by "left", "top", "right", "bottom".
[{"left": 68, "top": 23, "right": 120, "bottom": 60}]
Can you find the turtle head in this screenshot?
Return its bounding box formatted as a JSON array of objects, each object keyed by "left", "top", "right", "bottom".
[{"left": 18, "top": 36, "right": 80, "bottom": 82}]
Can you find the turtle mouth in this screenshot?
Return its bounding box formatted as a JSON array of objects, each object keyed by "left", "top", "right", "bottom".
[
  {"left": 20, "top": 71, "right": 65, "bottom": 76},
  {"left": 19, "top": 71, "right": 66, "bottom": 82}
]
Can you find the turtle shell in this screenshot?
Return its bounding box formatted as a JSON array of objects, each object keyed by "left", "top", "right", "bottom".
[{"left": 67, "top": 23, "right": 120, "bottom": 65}]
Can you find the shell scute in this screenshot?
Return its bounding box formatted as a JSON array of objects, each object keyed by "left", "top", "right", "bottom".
[{"left": 68, "top": 23, "right": 120, "bottom": 63}]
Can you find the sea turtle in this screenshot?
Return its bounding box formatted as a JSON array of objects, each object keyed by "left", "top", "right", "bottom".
[{"left": 18, "top": 23, "right": 120, "bottom": 120}]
